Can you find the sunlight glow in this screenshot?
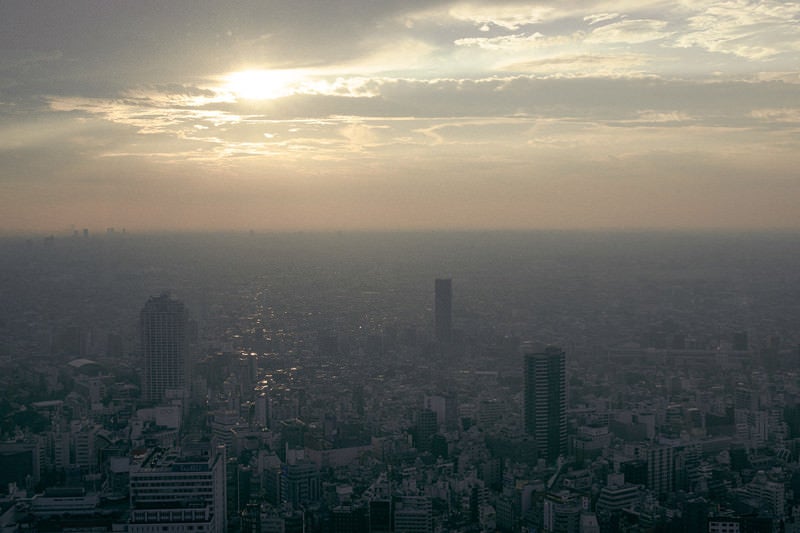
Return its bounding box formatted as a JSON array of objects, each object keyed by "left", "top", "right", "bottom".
[{"left": 223, "top": 69, "right": 308, "bottom": 100}]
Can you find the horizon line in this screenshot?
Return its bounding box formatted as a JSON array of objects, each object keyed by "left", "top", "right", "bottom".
[{"left": 4, "top": 226, "right": 800, "bottom": 238}]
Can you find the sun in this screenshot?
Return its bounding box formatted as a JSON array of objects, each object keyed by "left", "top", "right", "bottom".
[{"left": 222, "top": 69, "right": 307, "bottom": 100}]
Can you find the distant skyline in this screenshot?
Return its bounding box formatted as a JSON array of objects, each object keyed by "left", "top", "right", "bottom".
[{"left": 1, "top": 1, "right": 799, "bottom": 233}]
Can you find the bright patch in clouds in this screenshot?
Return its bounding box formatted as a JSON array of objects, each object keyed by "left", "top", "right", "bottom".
[
  {"left": 217, "top": 70, "right": 382, "bottom": 101},
  {"left": 222, "top": 69, "right": 309, "bottom": 100}
]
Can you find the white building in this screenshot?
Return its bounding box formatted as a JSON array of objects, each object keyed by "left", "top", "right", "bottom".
[{"left": 129, "top": 445, "right": 226, "bottom": 533}]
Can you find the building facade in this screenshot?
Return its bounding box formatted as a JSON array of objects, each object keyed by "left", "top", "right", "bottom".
[
  {"left": 524, "top": 346, "right": 567, "bottom": 462},
  {"left": 141, "top": 293, "right": 189, "bottom": 404},
  {"left": 129, "top": 446, "right": 227, "bottom": 533}
]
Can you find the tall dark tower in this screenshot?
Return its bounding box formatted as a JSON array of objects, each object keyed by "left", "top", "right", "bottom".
[
  {"left": 141, "top": 293, "right": 189, "bottom": 403},
  {"left": 524, "top": 346, "right": 566, "bottom": 462},
  {"left": 434, "top": 278, "right": 452, "bottom": 344}
]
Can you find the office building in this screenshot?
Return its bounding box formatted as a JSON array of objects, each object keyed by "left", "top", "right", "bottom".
[
  {"left": 434, "top": 278, "right": 452, "bottom": 343},
  {"left": 141, "top": 293, "right": 189, "bottom": 404},
  {"left": 281, "top": 458, "right": 321, "bottom": 507},
  {"left": 543, "top": 491, "right": 582, "bottom": 533},
  {"left": 129, "top": 446, "right": 227, "bottom": 532},
  {"left": 394, "top": 495, "right": 433, "bottom": 533},
  {"left": 524, "top": 346, "right": 567, "bottom": 462}
]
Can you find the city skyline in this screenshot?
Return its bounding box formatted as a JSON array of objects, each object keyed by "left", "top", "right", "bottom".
[
  {"left": 2, "top": 231, "right": 800, "bottom": 529},
  {"left": 1, "top": 1, "right": 799, "bottom": 233}
]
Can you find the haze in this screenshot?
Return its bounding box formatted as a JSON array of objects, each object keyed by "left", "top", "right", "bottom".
[{"left": 1, "top": 1, "right": 799, "bottom": 233}]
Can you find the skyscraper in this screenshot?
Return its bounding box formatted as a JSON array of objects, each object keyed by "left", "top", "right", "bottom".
[
  {"left": 524, "top": 346, "right": 566, "bottom": 462},
  {"left": 434, "top": 278, "right": 452, "bottom": 343},
  {"left": 141, "top": 293, "right": 189, "bottom": 404}
]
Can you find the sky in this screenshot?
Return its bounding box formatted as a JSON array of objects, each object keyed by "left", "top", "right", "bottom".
[{"left": 1, "top": 0, "right": 799, "bottom": 233}]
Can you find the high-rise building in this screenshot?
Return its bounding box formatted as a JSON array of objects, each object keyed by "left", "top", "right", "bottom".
[
  {"left": 141, "top": 293, "right": 189, "bottom": 404},
  {"left": 129, "top": 446, "right": 227, "bottom": 532},
  {"left": 434, "top": 278, "right": 452, "bottom": 343},
  {"left": 646, "top": 445, "right": 675, "bottom": 498},
  {"left": 524, "top": 346, "right": 567, "bottom": 462}
]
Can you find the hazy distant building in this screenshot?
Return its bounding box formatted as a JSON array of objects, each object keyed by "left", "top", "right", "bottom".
[
  {"left": 733, "top": 330, "right": 749, "bottom": 351},
  {"left": 414, "top": 409, "right": 438, "bottom": 453},
  {"left": 434, "top": 278, "right": 452, "bottom": 343},
  {"left": 524, "top": 346, "right": 567, "bottom": 462},
  {"left": 423, "top": 394, "right": 458, "bottom": 431},
  {"left": 141, "top": 293, "right": 189, "bottom": 404}
]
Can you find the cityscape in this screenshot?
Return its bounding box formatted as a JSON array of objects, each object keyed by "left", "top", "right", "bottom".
[
  {"left": 1, "top": 231, "right": 800, "bottom": 532},
  {"left": 2, "top": 0, "right": 800, "bottom": 532}
]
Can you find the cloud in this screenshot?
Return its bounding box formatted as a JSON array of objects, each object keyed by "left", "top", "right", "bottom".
[
  {"left": 501, "top": 53, "right": 651, "bottom": 77},
  {"left": 30, "top": 72, "right": 798, "bottom": 183},
  {"left": 455, "top": 32, "right": 547, "bottom": 50},
  {"left": 48, "top": 95, "right": 243, "bottom": 135},
  {"left": 634, "top": 110, "right": 693, "bottom": 123},
  {"left": 750, "top": 108, "right": 800, "bottom": 123},
  {"left": 446, "top": 3, "right": 560, "bottom": 30},
  {"left": 674, "top": 0, "right": 800, "bottom": 60},
  {"left": 44, "top": 74, "right": 800, "bottom": 133},
  {"left": 339, "top": 122, "right": 393, "bottom": 151},
  {"left": 584, "top": 13, "right": 621, "bottom": 25},
  {"left": 3, "top": 0, "right": 800, "bottom": 234},
  {"left": 585, "top": 18, "right": 672, "bottom": 44}
]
